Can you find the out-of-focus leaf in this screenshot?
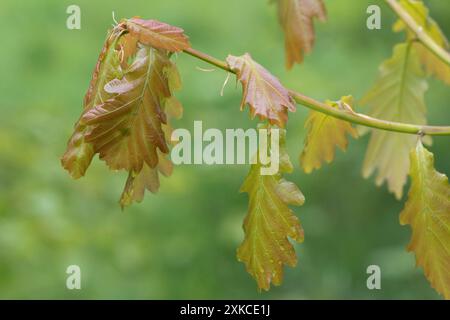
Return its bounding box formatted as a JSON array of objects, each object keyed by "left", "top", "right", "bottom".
[
  {"left": 238, "top": 129, "right": 305, "bottom": 290},
  {"left": 400, "top": 140, "right": 450, "bottom": 299},
  {"left": 300, "top": 95, "right": 358, "bottom": 173},
  {"left": 125, "top": 18, "right": 190, "bottom": 52},
  {"left": 226, "top": 53, "right": 296, "bottom": 127},
  {"left": 361, "top": 42, "right": 428, "bottom": 200},
  {"left": 275, "top": 0, "right": 326, "bottom": 69},
  {"left": 393, "top": 0, "right": 450, "bottom": 85}
]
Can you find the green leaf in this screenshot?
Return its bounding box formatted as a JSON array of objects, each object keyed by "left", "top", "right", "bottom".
[
  {"left": 400, "top": 140, "right": 450, "bottom": 299},
  {"left": 300, "top": 95, "right": 358, "bottom": 173},
  {"left": 238, "top": 129, "right": 305, "bottom": 290},
  {"left": 361, "top": 42, "right": 429, "bottom": 199},
  {"left": 393, "top": 0, "right": 450, "bottom": 85}
]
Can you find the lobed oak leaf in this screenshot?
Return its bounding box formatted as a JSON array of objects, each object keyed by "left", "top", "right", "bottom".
[
  {"left": 238, "top": 129, "right": 305, "bottom": 290},
  {"left": 61, "top": 28, "right": 124, "bottom": 178},
  {"left": 400, "top": 140, "right": 450, "bottom": 299},
  {"left": 300, "top": 95, "right": 358, "bottom": 173},
  {"left": 81, "top": 46, "right": 175, "bottom": 172},
  {"left": 120, "top": 96, "right": 183, "bottom": 208},
  {"left": 226, "top": 53, "right": 296, "bottom": 127},
  {"left": 62, "top": 18, "right": 186, "bottom": 206},
  {"left": 360, "top": 42, "right": 429, "bottom": 200},
  {"left": 275, "top": 0, "right": 326, "bottom": 69},
  {"left": 125, "top": 18, "right": 190, "bottom": 52},
  {"left": 393, "top": 0, "right": 450, "bottom": 85}
]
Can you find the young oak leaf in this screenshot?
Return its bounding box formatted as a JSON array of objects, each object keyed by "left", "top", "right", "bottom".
[
  {"left": 81, "top": 46, "right": 175, "bottom": 172},
  {"left": 400, "top": 140, "right": 450, "bottom": 299},
  {"left": 62, "top": 18, "right": 187, "bottom": 206},
  {"left": 120, "top": 90, "right": 184, "bottom": 207},
  {"left": 360, "top": 42, "right": 429, "bottom": 200},
  {"left": 61, "top": 28, "right": 124, "bottom": 178},
  {"left": 300, "top": 95, "right": 358, "bottom": 173},
  {"left": 275, "top": 0, "right": 326, "bottom": 69},
  {"left": 226, "top": 53, "right": 296, "bottom": 127},
  {"left": 238, "top": 129, "right": 305, "bottom": 290},
  {"left": 125, "top": 18, "right": 190, "bottom": 52},
  {"left": 393, "top": 0, "right": 450, "bottom": 85}
]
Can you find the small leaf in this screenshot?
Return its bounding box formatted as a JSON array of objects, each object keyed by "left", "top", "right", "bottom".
[
  {"left": 300, "top": 95, "right": 358, "bottom": 173},
  {"left": 275, "top": 0, "right": 326, "bottom": 69},
  {"left": 393, "top": 0, "right": 450, "bottom": 85},
  {"left": 125, "top": 18, "right": 190, "bottom": 52},
  {"left": 400, "top": 140, "right": 450, "bottom": 299},
  {"left": 361, "top": 42, "right": 429, "bottom": 199},
  {"left": 238, "top": 129, "right": 305, "bottom": 290},
  {"left": 226, "top": 53, "right": 296, "bottom": 127}
]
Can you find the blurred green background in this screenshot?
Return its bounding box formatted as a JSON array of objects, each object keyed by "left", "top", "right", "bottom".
[{"left": 0, "top": 0, "right": 448, "bottom": 299}]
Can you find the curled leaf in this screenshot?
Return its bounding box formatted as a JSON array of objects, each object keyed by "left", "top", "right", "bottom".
[
  {"left": 125, "top": 18, "right": 190, "bottom": 52},
  {"left": 275, "top": 0, "right": 326, "bottom": 69},
  {"left": 62, "top": 18, "right": 186, "bottom": 206},
  {"left": 400, "top": 140, "right": 450, "bottom": 299},
  {"left": 61, "top": 28, "right": 124, "bottom": 178},
  {"left": 226, "top": 53, "right": 296, "bottom": 127},
  {"left": 300, "top": 95, "right": 358, "bottom": 173},
  {"left": 81, "top": 46, "right": 172, "bottom": 172}
]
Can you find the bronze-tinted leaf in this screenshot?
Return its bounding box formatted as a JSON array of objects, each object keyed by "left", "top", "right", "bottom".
[
  {"left": 120, "top": 150, "right": 173, "bottom": 208},
  {"left": 120, "top": 96, "right": 184, "bottom": 208},
  {"left": 226, "top": 53, "right": 296, "bottom": 127},
  {"left": 61, "top": 28, "right": 124, "bottom": 178},
  {"left": 276, "top": 0, "right": 326, "bottom": 69},
  {"left": 125, "top": 18, "right": 190, "bottom": 52},
  {"left": 62, "top": 18, "right": 185, "bottom": 206},
  {"left": 81, "top": 46, "right": 173, "bottom": 172}
]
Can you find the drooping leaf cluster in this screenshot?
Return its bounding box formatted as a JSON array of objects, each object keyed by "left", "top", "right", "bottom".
[{"left": 62, "top": 18, "right": 189, "bottom": 207}]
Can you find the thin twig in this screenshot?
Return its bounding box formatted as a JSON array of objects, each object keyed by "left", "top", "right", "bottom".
[
  {"left": 182, "top": 48, "right": 450, "bottom": 136},
  {"left": 385, "top": 0, "right": 450, "bottom": 67}
]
